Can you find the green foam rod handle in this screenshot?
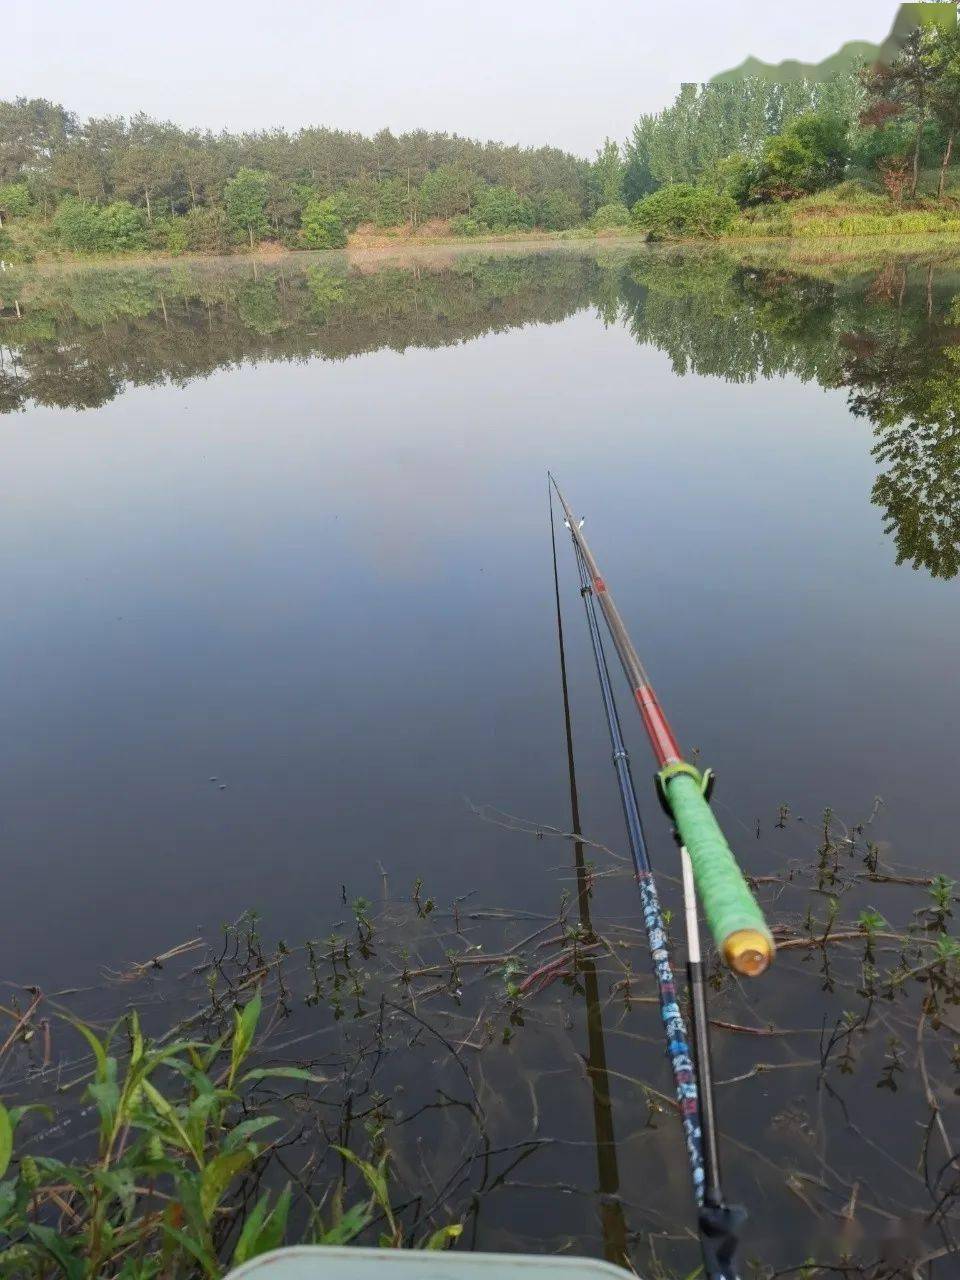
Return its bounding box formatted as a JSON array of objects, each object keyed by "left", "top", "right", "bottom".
[{"left": 662, "top": 770, "right": 775, "bottom": 976}]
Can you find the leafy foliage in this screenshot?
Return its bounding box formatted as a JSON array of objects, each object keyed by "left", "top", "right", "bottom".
[
  {"left": 0, "top": 181, "right": 31, "bottom": 217},
  {"left": 50, "top": 198, "right": 147, "bottom": 253},
  {"left": 301, "top": 197, "right": 348, "bottom": 249},
  {"left": 51, "top": 198, "right": 104, "bottom": 252},
  {"left": 473, "top": 186, "right": 534, "bottom": 232},
  {"left": 589, "top": 202, "right": 631, "bottom": 231},
  {"left": 449, "top": 214, "right": 484, "bottom": 237},
  {"left": 534, "top": 189, "right": 581, "bottom": 231},
  {"left": 419, "top": 166, "right": 477, "bottom": 220},
  {"left": 632, "top": 184, "right": 737, "bottom": 240},
  {"left": 589, "top": 138, "right": 624, "bottom": 209},
  {"left": 750, "top": 111, "right": 851, "bottom": 201},
  {"left": 224, "top": 168, "right": 271, "bottom": 247},
  {"left": 0, "top": 995, "right": 377, "bottom": 1276}
]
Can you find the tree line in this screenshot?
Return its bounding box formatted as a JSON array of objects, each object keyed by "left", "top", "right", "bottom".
[
  {"left": 623, "top": 16, "right": 960, "bottom": 238},
  {"left": 0, "top": 11, "right": 957, "bottom": 256},
  {"left": 0, "top": 101, "right": 629, "bottom": 254}
]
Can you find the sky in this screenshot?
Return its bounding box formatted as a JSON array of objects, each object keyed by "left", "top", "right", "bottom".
[{"left": 12, "top": 0, "right": 904, "bottom": 156}]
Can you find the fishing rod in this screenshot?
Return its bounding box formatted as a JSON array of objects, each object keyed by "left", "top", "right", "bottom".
[
  {"left": 549, "top": 475, "right": 774, "bottom": 979},
  {"left": 561, "top": 520, "right": 743, "bottom": 1280}
]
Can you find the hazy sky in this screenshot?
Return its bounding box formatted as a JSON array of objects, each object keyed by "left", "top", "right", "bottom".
[{"left": 13, "top": 1, "right": 900, "bottom": 155}]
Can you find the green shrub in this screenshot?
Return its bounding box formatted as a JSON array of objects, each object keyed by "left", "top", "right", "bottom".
[
  {"left": 157, "top": 216, "right": 189, "bottom": 255},
  {"left": 375, "top": 177, "right": 408, "bottom": 227},
  {"left": 473, "top": 186, "right": 534, "bottom": 231},
  {"left": 52, "top": 197, "right": 105, "bottom": 252},
  {"left": 590, "top": 201, "right": 631, "bottom": 230},
  {"left": 0, "top": 181, "right": 31, "bottom": 218},
  {"left": 701, "top": 154, "right": 757, "bottom": 206},
  {"left": 851, "top": 119, "right": 944, "bottom": 172},
  {"left": 326, "top": 186, "right": 374, "bottom": 232},
  {"left": 752, "top": 111, "right": 850, "bottom": 201},
  {"left": 301, "top": 196, "right": 348, "bottom": 249},
  {"left": 419, "top": 166, "right": 478, "bottom": 220},
  {"left": 449, "top": 214, "right": 485, "bottom": 237},
  {"left": 632, "top": 184, "right": 737, "bottom": 240},
  {"left": 98, "top": 201, "right": 149, "bottom": 251},
  {"left": 50, "top": 198, "right": 148, "bottom": 253},
  {"left": 0, "top": 994, "right": 391, "bottom": 1274},
  {"left": 535, "top": 189, "right": 582, "bottom": 230},
  {"left": 182, "top": 205, "right": 230, "bottom": 253}
]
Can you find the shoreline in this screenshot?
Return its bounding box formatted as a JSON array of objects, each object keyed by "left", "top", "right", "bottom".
[{"left": 5, "top": 224, "right": 960, "bottom": 276}]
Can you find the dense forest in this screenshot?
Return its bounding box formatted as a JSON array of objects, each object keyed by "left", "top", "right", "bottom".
[
  {"left": 1, "top": 248, "right": 957, "bottom": 579},
  {"left": 0, "top": 10, "right": 958, "bottom": 256}
]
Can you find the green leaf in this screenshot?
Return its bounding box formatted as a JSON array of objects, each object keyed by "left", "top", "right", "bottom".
[
  {"left": 240, "top": 1067, "right": 329, "bottom": 1085},
  {"left": 223, "top": 1115, "right": 280, "bottom": 1152},
  {"left": 200, "top": 1149, "right": 253, "bottom": 1221},
  {"left": 229, "top": 989, "right": 262, "bottom": 1086},
  {"left": 256, "top": 1183, "right": 291, "bottom": 1254},
  {"left": 231, "top": 1191, "right": 270, "bottom": 1266},
  {"left": 332, "top": 1147, "right": 392, "bottom": 1219},
  {"left": 160, "top": 1224, "right": 219, "bottom": 1278},
  {"left": 27, "top": 1225, "right": 85, "bottom": 1280},
  {"left": 128, "top": 1010, "right": 145, "bottom": 1067},
  {"left": 141, "top": 1079, "right": 200, "bottom": 1162},
  {"left": 230, "top": 1184, "right": 291, "bottom": 1264},
  {"left": 184, "top": 1090, "right": 221, "bottom": 1155},
  {"left": 69, "top": 1018, "right": 110, "bottom": 1083},
  {"left": 92, "top": 1167, "right": 137, "bottom": 1220},
  {"left": 0, "top": 1105, "right": 12, "bottom": 1181},
  {"left": 89, "top": 1079, "right": 120, "bottom": 1141},
  {"left": 421, "top": 1223, "right": 463, "bottom": 1250},
  {"left": 7, "top": 1103, "right": 53, "bottom": 1131},
  {"left": 0, "top": 1177, "right": 18, "bottom": 1220},
  {"left": 316, "top": 1202, "right": 370, "bottom": 1246}
]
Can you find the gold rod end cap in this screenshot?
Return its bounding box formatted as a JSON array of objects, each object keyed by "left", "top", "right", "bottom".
[{"left": 723, "top": 929, "right": 774, "bottom": 977}]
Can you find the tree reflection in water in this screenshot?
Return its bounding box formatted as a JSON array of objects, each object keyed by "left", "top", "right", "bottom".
[{"left": 2, "top": 246, "right": 958, "bottom": 577}]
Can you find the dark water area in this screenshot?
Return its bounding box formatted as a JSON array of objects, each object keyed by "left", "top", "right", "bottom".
[{"left": 1, "top": 243, "right": 959, "bottom": 1274}]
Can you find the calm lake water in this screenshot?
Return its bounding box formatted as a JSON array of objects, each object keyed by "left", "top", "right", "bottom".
[{"left": 1, "top": 243, "right": 959, "bottom": 1272}]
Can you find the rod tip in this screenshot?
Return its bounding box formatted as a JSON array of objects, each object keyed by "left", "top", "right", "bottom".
[{"left": 723, "top": 929, "right": 774, "bottom": 978}]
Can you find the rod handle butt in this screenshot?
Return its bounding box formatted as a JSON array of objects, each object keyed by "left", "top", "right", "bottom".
[{"left": 723, "top": 929, "right": 773, "bottom": 977}]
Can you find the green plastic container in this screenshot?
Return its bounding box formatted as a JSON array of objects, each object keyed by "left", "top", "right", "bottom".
[{"left": 226, "top": 1247, "right": 636, "bottom": 1279}]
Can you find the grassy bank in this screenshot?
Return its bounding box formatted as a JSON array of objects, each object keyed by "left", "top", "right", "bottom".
[
  {"left": 728, "top": 180, "right": 960, "bottom": 240},
  {"left": 6, "top": 194, "right": 960, "bottom": 270},
  {"left": 0, "top": 216, "right": 646, "bottom": 267}
]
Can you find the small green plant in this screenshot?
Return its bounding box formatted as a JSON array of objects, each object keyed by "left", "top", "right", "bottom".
[
  {"left": 0, "top": 992, "right": 368, "bottom": 1275},
  {"left": 858, "top": 908, "right": 888, "bottom": 962},
  {"left": 411, "top": 878, "right": 434, "bottom": 918}
]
